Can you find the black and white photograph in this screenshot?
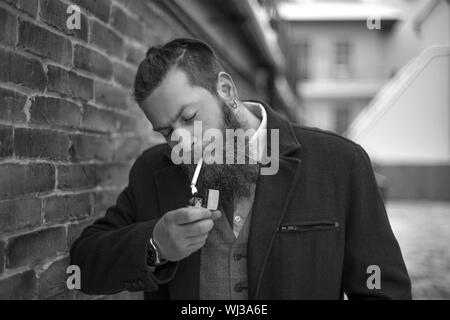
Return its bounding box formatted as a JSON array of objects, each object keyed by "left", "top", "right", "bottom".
[{"left": 0, "top": 0, "right": 449, "bottom": 306}]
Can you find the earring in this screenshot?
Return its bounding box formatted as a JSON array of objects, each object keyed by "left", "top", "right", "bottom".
[{"left": 231, "top": 99, "right": 238, "bottom": 109}]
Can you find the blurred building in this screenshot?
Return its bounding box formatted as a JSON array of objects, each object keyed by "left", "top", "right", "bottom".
[
  {"left": 278, "top": 0, "right": 403, "bottom": 134},
  {"left": 278, "top": 0, "right": 449, "bottom": 201},
  {"left": 159, "top": 0, "right": 301, "bottom": 122},
  {"left": 347, "top": 0, "right": 450, "bottom": 201}
]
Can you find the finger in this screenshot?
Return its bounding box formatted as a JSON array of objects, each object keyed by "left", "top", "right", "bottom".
[
  {"left": 171, "top": 208, "right": 211, "bottom": 225},
  {"left": 186, "top": 239, "right": 207, "bottom": 250},
  {"left": 210, "top": 210, "right": 222, "bottom": 221},
  {"left": 186, "top": 233, "right": 209, "bottom": 242},
  {"left": 182, "top": 219, "right": 214, "bottom": 237}
]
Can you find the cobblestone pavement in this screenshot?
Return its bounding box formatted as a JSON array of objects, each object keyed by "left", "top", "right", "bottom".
[{"left": 386, "top": 201, "right": 450, "bottom": 300}]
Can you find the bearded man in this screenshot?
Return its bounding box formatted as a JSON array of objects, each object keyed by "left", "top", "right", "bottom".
[{"left": 70, "top": 38, "right": 411, "bottom": 300}]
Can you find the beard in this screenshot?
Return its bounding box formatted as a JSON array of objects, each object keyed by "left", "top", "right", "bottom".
[{"left": 181, "top": 102, "right": 260, "bottom": 204}]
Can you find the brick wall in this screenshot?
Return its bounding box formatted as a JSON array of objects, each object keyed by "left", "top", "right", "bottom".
[{"left": 0, "top": 0, "right": 202, "bottom": 300}]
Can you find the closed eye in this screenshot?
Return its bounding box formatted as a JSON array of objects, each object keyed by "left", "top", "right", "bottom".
[{"left": 183, "top": 112, "right": 197, "bottom": 123}]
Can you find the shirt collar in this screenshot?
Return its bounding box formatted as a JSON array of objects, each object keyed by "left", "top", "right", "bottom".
[{"left": 243, "top": 101, "right": 267, "bottom": 163}]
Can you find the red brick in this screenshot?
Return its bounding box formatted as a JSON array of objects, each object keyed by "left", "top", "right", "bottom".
[
  {"left": 0, "top": 270, "right": 36, "bottom": 300},
  {"left": 74, "top": 44, "right": 113, "bottom": 80},
  {"left": 47, "top": 289, "right": 75, "bottom": 300},
  {"left": 74, "top": 290, "right": 98, "bottom": 300},
  {"left": 69, "top": 134, "right": 113, "bottom": 161},
  {"left": 7, "top": 226, "right": 67, "bottom": 268},
  {"left": 117, "top": 1, "right": 175, "bottom": 44},
  {"left": 30, "top": 96, "right": 81, "bottom": 128},
  {"left": 39, "top": 0, "right": 88, "bottom": 41},
  {"left": 0, "top": 87, "right": 27, "bottom": 123},
  {"left": 18, "top": 20, "right": 72, "bottom": 66},
  {"left": 113, "top": 62, "right": 136, "bottom": 89},
  {"left": 37, "top": 256, "right": 70, "bottom": 299},
  {"left": 57, "top": 164, "right": 98, "bottom": 190},
  {"left": 111, "top": 137, "right": 142, "bottom": 162},
  {"left": 47, "top": 65, "right": 93, "bottom": 101},
  {"left": 94, "top": 81, "right": 129, "bottom": 110},
  {"left": 0, "top": 241, "right": 5, "bottom": 275},
  {"left": 0, "top": 125, "right": 13, "bottom": 158},
  {"left": 44, "top": 193, "right": 92, "bottom": 224},
  {"left": 0, "top": 48, "right": 47, "bottom": 91},
  {"left": 14, "top": 128, "right": 71, "bottom": 160},
  {"left": 119, "top": 114, "right": 139, "bottom": 133},
  {"left": 111, "top": 6, "right": 143, "bottom": 42},
  {"left": 94, "top": 190, "right": 120, "bottom": 217},
  {"left": 72, "top": 0, "right": 111, "bottom": 23},
  {"left": 57, "top": 163, "right": 129, "bottom": 191},
  {"left": 105, "top": 291, "right": 143, "bottom": 300},
  {"left": 0, "top": 163, "right": 55, "bottom": 199},
  {"left": 68, "top": 218, "right": 95, "bottom": 247},
  {"left": 81, "top": 104, "right": 120, "bottom": 133},
  {"left": 97, "top": 163, "right": 130, "bottom": 188},
  {"left": 0, "top": 197, "right": 41, "bottom": 233},
  {"left": 91, "top": 20, "right": 124, "bottom": 58},
  {"left": 0, "top": 7, "right": 17, "bottom": 47},
  {"left": 4, "top": 0, "right": 38, "bottom": 18},
  {"left": 125, "top": 43, "right": 146, "bottom": 66},
  {"left": 115, "top": 0, "right": 159, "bottom": 28},
  {"left": 82, "top": 104, "right": 136, "bottom": 133}
]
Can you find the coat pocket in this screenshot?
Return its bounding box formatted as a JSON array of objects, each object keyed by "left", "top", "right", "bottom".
[{"left": 278, "top": 220, "right": 340, "bottom": 233}]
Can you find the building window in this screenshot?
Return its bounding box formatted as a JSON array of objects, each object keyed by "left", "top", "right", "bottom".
[
  {"left": 335, "top": 105, "right": 351, "bottom": 134},
  {"left": 334, "top": 40, "right": 352, "bottom": 78},
  {"left": 297, "top": 41, "right": 310, "bottom": 80}
]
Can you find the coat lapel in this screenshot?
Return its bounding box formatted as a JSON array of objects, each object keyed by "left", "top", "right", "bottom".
[
  {"left": 247, "top": 102, "right": 303, "bottom": 299},
  {"left": 247, "top": 156, "right": 302, "bottom": 299}
]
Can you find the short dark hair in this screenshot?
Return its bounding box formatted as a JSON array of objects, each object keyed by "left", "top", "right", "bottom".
[{"left": 134, "top": 38, "right": 225, "bottom": 104}]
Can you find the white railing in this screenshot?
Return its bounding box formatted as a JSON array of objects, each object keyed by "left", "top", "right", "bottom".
[{"left": 346, "top": 46, "right": 450, "bottom": 140}]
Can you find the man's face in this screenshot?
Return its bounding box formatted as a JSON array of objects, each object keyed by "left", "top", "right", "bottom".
[
  {"left": 140, "top": 67, "right": 224, "bottom": 154},
  {"left": 140, "top": 67, "right": 259, "bottom": 204}
]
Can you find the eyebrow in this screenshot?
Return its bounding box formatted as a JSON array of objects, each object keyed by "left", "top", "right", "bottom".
[{"left": 153, "top": 103, "right": 195, "bottom": 132}]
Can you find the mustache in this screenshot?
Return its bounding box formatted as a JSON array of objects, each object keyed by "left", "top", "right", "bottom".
[{"left": 182, "top": 161, "right": 260, "bottom": 203}]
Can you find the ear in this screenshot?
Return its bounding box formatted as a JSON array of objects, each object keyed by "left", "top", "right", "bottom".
[{"left": 216, "top": 72, "right": 238, "bottom": 103}]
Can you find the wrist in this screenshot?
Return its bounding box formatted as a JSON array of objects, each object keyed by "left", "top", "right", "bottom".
[
  {"left": 148, "top": 236, "right": 167, "bottom": 267},
  {"left": 150, "top": 237, "right": 161, "bottom": 264}
]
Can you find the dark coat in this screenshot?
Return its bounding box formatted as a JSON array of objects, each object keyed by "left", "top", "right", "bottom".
[{"left": 70, "top": 102, "right": 411, "bottom": 300}]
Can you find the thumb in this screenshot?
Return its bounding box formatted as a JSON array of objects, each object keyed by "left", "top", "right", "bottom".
[{"left": 210, "top": 210, "right": 222, "bottom": 221}]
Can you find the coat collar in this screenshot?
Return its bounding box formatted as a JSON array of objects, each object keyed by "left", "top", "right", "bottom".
[
  {"left": 245, "top": 101, "right": 303, "bottom": 299},
  {"left": 155, "top": 101, "right": 303, "bottom": 299},
  {"left": 250, "top": 100, "right": 302, "bottom": 157}
]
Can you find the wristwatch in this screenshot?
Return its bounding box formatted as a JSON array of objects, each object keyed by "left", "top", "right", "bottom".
[{"left": 146, "top": 237, "right": 166, "bottom": 268}]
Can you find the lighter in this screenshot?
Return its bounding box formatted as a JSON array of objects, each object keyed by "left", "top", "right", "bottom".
[{"left": 188, "top": 158, "right": 219, "bottom": 210}]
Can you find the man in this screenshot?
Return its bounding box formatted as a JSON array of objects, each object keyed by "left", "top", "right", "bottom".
[{"left": 70, "top": 38, "right": 411, "bottom": 299}]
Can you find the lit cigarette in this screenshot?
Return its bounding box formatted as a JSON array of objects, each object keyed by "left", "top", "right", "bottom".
[{"left": 190, "top": 157, "right": 203, "bottom": 195}]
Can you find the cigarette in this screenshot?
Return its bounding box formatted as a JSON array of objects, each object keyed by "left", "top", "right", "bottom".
[{"left": 190, "top": 157, "right": 203, "bottom": 195}]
